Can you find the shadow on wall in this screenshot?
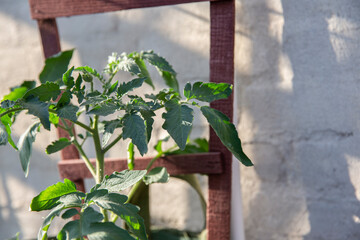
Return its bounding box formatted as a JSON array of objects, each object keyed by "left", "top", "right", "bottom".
[{"left": 238, "top": 0, "right": 360, "bottom": 239}]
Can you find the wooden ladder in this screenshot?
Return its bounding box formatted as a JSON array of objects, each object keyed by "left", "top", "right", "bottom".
[{"left": 28, "top": 1, "right": 236, "bottom": 239}]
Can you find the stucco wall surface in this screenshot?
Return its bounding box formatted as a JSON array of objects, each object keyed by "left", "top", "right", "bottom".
[{"left": 0, "top": 0, "right": 359, "bottom": 240}]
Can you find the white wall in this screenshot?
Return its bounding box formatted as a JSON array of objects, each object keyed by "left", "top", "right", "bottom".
[{"left": 0, "top": 0, "right": 360, "bottom": 239}]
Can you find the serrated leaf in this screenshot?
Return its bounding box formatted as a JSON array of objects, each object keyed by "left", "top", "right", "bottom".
[
  {"left": 118, "top": 57, "right": 141, "bottom": 75},
  {"left": 17, "top": 122, "right": 40, "bottom": 177},
  {"left": 56, "top": 104, "right": 79, "bottom": 122},
  {"left": 133, "top": 57, "right": 155, "bottom": 89},
  {"left": 140, "top": 110, "right": 155, "bottom": 142},
  {"left": 184, "top": 82, "right": 232, "bottom": 102},
  {"left": 143, "top": 167, "right": 169, "bottom": 185},
  {"left": 61, "top": 208, "right": 79, "bottom": 219},
  {"left": 0, "top": 123, "right": 8, "bottom": 145},
  {"left": 87, "top": 102, "right": 118, "bottom": 116},
  {"left": 57, "top": 90, "right": 72, "bottom": 108},
  {"left": 200, "top": 106, "right": 253, "bottom": 166},
  {"left": 23, "top": 82, "right": 61, "bottom": 102},
  {"left": 46, "top": 138, "right": 71, "bottom": 154},
  {"left": 102, "top": 119, "right": 121, "bottom": 147},
  {"left": 117, "top": 77, "right": 146, "bottom": 97},
  {"left": 40, "top": 50, "right": 74, "bottom": 84},
  {"left": 30, "top": 178, "right": 77, "bottom": 211},
  {"left": 108, "top": 80, "right": 118, "bottom": 94},
  {"left": 141, "top": 51, "right": 176, "bottom": 74},
  {"left": 91, "top": 193, "right": 147, "bottom": 240},
  {"left": 21, "top": 97, "right": 50, "bottom": 130},
  {"left": 81, "top": 95, "right": 106, "bottom": 106},
  {"left": 1, "top": 100, "right": 15, "bottom": 109},
  {"left": 162, "top": 100, "right": 193, "bottom": 150},
  {"left": 95, "top": 170, "right": 147, "bottom": 192},
  {"left": 123, "top": 113, "right": 147, "bottom": 155},
  {"left": 63, "top": 66, "right": 75, "bottom": 88},
  {"left": 75, "top": 66, "right": 103, "bottom": 81}
]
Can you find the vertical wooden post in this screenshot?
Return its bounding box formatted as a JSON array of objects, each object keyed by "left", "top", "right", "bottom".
[
  {"left": 37, "top": 19, "right": 85, "bottom": 192},
  {"left": 207, "top": 1, "right": 235, "bottom": 239}
]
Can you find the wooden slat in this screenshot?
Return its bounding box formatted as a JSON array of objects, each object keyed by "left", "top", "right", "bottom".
[
  {"left": 58, "top": 152, "right": 223, "bottom": 180},
  {"left": 207, "top": 1, "right": 235, "bottom": 240},
  {"left": 29, "top": 0, "right": 222, "bottom": 19}
]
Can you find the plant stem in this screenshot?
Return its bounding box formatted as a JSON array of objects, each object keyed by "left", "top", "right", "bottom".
[
  {"left": 0, "top": 107, "right": 24, "bottom": 118},
  {"left": 48, "top": 108, "right": 93, "bottom": 133},
  {"left": 103, "top": 133, "right": 123, "bottom": 153},
  {"left": 59, "top": 118, "right": 96, "bottom": 178}
]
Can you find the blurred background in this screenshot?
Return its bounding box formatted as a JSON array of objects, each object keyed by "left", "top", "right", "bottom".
[{"left": 1, "top": 0, "right": 360, "bottom": 239}]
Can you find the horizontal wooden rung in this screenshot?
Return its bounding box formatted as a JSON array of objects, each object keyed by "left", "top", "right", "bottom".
[
  {"left": 58, "top": 152, "right": 223, "bottom": 181},
  {"left": 29, "top": 0, "right": 222, "bottom": 19}
]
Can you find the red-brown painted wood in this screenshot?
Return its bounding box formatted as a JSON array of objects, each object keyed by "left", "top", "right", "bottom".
[
  {"left": 37, "top": 19, "right": 85, "bottom": 189},
  {"left": 29, "top": 0, "right": 221, "bottom": 19},
  {"left": 58, "top": 152, "right": 223, "bottom": 180},
  {"left": 207, "top": 1, "right": 235, "bottom": 240}
]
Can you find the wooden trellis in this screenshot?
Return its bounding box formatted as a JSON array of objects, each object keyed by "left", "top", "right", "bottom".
[{"left": 28, "top": 0, "right": 236, "bottom": 239}]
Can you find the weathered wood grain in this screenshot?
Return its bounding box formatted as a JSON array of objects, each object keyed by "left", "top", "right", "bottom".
[
  {"left": 207, "top": 1, "right": 235, "bottom": 239},
  {"left": 29, "top": 0, "right": 223, "bottom": 19},
  {"left": 58, "top": 152, "right": 223, "bottom": 180}
]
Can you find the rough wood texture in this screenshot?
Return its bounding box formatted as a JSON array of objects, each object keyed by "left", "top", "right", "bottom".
[
  {"left": 29, "top": 0, "right": 221, "bottom": 19},
  {"left": 58, "top": 152, "right": 223, "bottom": 180},
  {"left": 207, "top": 1, "right": 235, "bottom": 240}
]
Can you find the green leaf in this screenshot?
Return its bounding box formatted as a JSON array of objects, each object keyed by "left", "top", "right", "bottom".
[
  {"left": 17, "top": 122, "right": 40, "bottom": 177},
  {"left": 102, "top": 119, "right": 121, "bottom": 147},
  {"left": 160, "top": 70, "right": 179, "bottom": 93},
  {"left": 57, "top": 90, "right": 72, "bottom": 108},
  {"left": 200, "top": 106, "right": 253, "bottom": 166},
  {"left": 139, "top": 110, "right": 155, "bottom": 143},
  {"left": 166, "top": 138, "right": 208, "bottom": 155},
  {"left": 91, "top": 193, "right": 147, "bottom": 240},
  {"left": 134, "top": 57, "right": 155, "bottom": 89},
  {"left": 95, "top": 170, "right": 147, "bottom": 192},
  {"left": 141, "top": 51, "right": 176, "bottom": 74},
  {"left": 23, "top": 82, "right": 61, "bottom": 102},
  {"left": 56, "top": 104, "right": 79, "bottom": 122},
  {"left": 21, "top": 97, "right": 50, "bottom": 130},
  {"left": 76, "top": 66, "right": 104, "bottom": 82},
  {"left": 30, "top": 178, "right": 77, "bottom": 211},
  {"left": 184, "top": 82, "right": 232, "bottom": 102},
  {"left": 3, "top": 87, "right": 27, "bottom": 101},
  {"left": 123, "top": 113, "right": 147, "bottom": 155},
  {"left": 0, "top": 123, "right": 8, "bottom": 145},
  {"left": 46, "top": 138, "right": 71, "bottom": 154},
  {"left": 143, "top": 167, "right": 169, "bottom": 185},
  {"left": 63, "top": 66, "right": 75, "bottom": 88},
  {"left": 118, "top": 57, "right": 141, "bottom": 75},
  {"left": 162, "top": 100, "right": 193, "bottom": 150},
  {"left": 87, "top": 222, "right": 136, "bottom": 240},
  {"left": 87, "top": 102, "right": 118, "bottom": 116},
  {"left": 39, "top": 50, "right": 74, "bottom": 84},
  {"left": 38, "top": 204, "right": 64, "bottom": 240},
  {"left": 61, "top": 208, "right": 79, "bottom": 219},
  {"left": 0, "top": 113, "right": 17, "bottom": 149},
  {"left": 117, "top": 77, "right": 146, "bottom": 97},
  {"left": 1, "top": 100, "right": 15, "bottom": 109},
  {"left": 108, "top": 80, "right": 118, "bottom": 94}
]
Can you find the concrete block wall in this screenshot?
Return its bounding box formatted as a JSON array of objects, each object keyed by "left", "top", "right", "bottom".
[{"left": 0, "top": 0, "right": 360, "bottom": 239}]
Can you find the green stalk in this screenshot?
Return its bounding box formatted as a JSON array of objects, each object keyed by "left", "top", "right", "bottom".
[
  {"left": 92, "top": 115, "right": 109, "bottom": 222},
  {"left": 0, "top": 107, "right": 24, "bottom": 118},
  {"left": 103, "top": 133, "right": 123, "bottom": 153}
]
